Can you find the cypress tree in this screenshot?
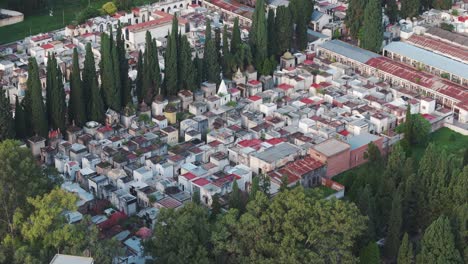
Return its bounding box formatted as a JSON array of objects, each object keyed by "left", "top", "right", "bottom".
[
  {"left": 345, "top": 0, "right": 367, "bottom": 39},
  {"left": 359, "top": 242, "right": 380, "bottom": 264},
  {"left": 290, "top": 0, "right": 312, "bottom": 50},
  {"left": 14, "top": 96, "right": 26, "bottom": 139},
  {"left": 0, "top": 89, "right": 14, "bottom": 140},
  {"left": 275, "top": 6, "right": 293, "bottom": 55},
  {"left": 250, "top": 0, "right": 268, "bottom": 70},
  {"left": 267, "top": 9, "right": 276, "bottom": 57},
  {"left": 150, "top": 39, "right": 161, "bottom": 96},
  {"left": 203, "top": 20, "right": 220, "bottom": 84},
  {"left": 100, "top": 33, "right": 115, "bottom": 110},
  {"left": 45, "top": 53, "right": 56, "bottom": 126},
  {"left": 402, "top": 173, "right": 419, "bottom": 234},
  {"left": 384, "top": 187, "right": 403, "bottom": 259},
  {"left": 416, "top": 216, "right": 462, "bottom": 264},
  {"left": 111, "top": 32, "right": 122, "bottom": 111},
  {"left": 400, "top": 0, "right": 420, "bottom": 20},
  {"left": 164, "top": 17, "right": 179, "bottom": 95},
  {"left": 27, "top": 58, "right": 48, "bottom": 137},
  {"left": 231, "top": 18, "right": 241, "bottom": 55},
  {"left": 179, "top": 35, "right": 196, "bottom": 91},
  {"left": 385, "top": 0, "right": 399, "bottom": 23},
  {"left": 211, "top": 194, "right": 221, "bottom": 220},
  {"left": 142, "top": 31, "right": 153, "bottom": 100},
  {"left": 194, "top": 54, "right": 203, "bottom": 87},
  {"left": 69, "top": 48, "right": 86, "bottom": 127},
  {"left": 221, "top": 25, "right": 232, "bottom": 76},
  {"left": 398, "top": 233, "right": 414, "bottom": 264},
  {"left": 215, "top": 27, "right": 221, "bottom": 61},
  {"left": 229, "top": 180, "right": 243, "bottom": 211},
  {"left": 249, "top": 176, "right": 260, "bottom": 201},
  {"left": 22, "top": 82, "right": 32, "bottom": 137},
  {"left": 83, "top": 43, "right": 105, "bottom": 123},
  {"left": 116, "top": 23, "right": 132, "bottom": 107},
  {"left": 360, "top": 0, "right": 383, "bottom": 52},
  {"left": 136, "top": 50, "right": 144, "bottom": 103},
  {"left": 47, "top": 55, "right": 66, "bottom": 131}
]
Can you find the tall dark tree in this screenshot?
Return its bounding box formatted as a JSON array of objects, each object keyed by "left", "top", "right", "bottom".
[
  {"left": 164, "top": 18, "right": 179, "bottom": 95},
  {"left": 46, "top": 55, "right": 66, "bottom": 131},
  {"left": 360, "top": 0, "right": 383, "bottom": 52},
  {"left": 111, "top": 32, "right": 122, "bottom": 111},
  {"left": 400, "top": 0, "right": 420, "bottom": 19},
  {"left": 250, "top": 0, "right": 268, "bottom": 70},
  {"left": 416, "top": 216, "right": 462, "bottom": 264},
  {"left": 275, "top": 6, "right": 293, "bottom": 55},
  {"left": 384, "top": 187, "right": 403, "bottom": 259},
  {"left": 398, "top": 233, "right": 414, "bottom": 264},
  {"left": 116, "top": 23, "right": 132, "bottom": 107},
  {"left": 0, "top": 90, "right": 14, "bottom": 140},
  {"left": 194, "top": 54, "right": 203, "bottom": 87},
  {"left": 290, "top": 0, "right": 313, "bottom": 50},
  {"left": 267, "top": 9, "right": 277, "bottom": 57},
  {"left": 14, "top": 96, "right": 26, "bottom": 139},
  {"left": 386, "top": 0, "right": 399, "bottom": 23},
  {"left": 211, "top": 194, "right": 222, "bottom": 220},
  {"left": 136, "top": 50, "right": 144, "bottom": 103},
  {"left": 100, "top": 32, "right": 120, "bottom": 111},
  {"left": 231, "top": 18, "right": 241, "bottom": 55},
  {"left": 345, "top": 0, "right": 367, "bottom": 39},
  {"left": 68, "top": 48, "right": 86, "bottom": 127},
  {"left": 179, "top": 35, "right": 196, "bottom": 91},
  {"left": 229, "top": 180, "right": 243, "bottom": 211},
  {"left": 83, "top": 43, "right": 105, "bottom": 123},
  {"left": 27, "top": 58, "right": 48, "bottom": 137},
  {"left": 359, "top": 242, "right": 380, "bottom": 264},
  {"left": 203, "top": 20, "right": 220, "bottom": 84},
  {"left": 221, "top": 25, "right": 232, "bottom": 76}
]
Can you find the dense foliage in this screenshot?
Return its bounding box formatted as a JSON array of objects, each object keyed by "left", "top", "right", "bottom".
[{"left": 145, "top": 187, "right": 367, "bottom": 263}]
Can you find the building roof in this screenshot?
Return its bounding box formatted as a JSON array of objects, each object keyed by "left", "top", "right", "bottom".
[
  {"left": 383, "top": 41, "right": 468, "bottom": 80},
  {"left": 319, "top": 40, "right": 380, "bottom": 63},
  {"left": 346, "top": 132, "right": 381, "bottom": 150},
  {"left": 425, "top": 27, "right": 468, "bottom": 47},
  {"left": 406, "top": 34, "right": 468, "bottom": 63},
  {"left": 254, "top": 142, "right": 300, "bottom": 163},
  {"left": 49, "top": 254, "right": 93, "bottom": 264},
  {"left": 312, "top": 138, "right": 350, "bottom": 157},
  {"left": 193, "top": 177, "right": 211, "bottom": 187}
]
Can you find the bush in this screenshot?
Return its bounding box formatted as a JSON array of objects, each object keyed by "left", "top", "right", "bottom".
[
  {"left": 76, "top": 6, "right": 101, "bottom": 24},
  {"left": 102, "top": 2, "right": 118, "bottom": 15},
  {"left": 440, "top": 22, "right": 454, "bottom": 32}
]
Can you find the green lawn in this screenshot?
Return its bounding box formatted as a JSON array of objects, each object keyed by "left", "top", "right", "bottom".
[
  {"left": 334, "top": 127, "right": 468, "bottom": 185},
  {"left": 0, "top": 0, "right": 109, "bottom": 44}
]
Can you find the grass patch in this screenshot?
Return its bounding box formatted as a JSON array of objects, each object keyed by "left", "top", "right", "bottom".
[
  {"left": 333, "top": 127, "right": 468, "bottom": 186},
  {"left": 0, "top": 0, "right": 108, "bottom": 44}
]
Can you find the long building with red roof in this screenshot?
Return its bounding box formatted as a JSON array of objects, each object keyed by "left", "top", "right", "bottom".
[{"left": 317, "top": 40, "right": 468, "bottom": 123}]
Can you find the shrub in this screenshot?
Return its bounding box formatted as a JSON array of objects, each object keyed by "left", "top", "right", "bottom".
[
  {"left": 102, "top": 2, "right": 118, "bottom": 15},
  {"left": 76, "top": 6, "right": 101, "bottom": 24}
]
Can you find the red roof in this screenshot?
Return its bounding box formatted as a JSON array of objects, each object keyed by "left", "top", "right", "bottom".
[
  {"left": 126, "top": 12, "right": 172, "bottom": 32},
  {"left": 193, "top": 177, "right": 211, "bottom": 187},
  {"left": 248, "top": 80, "right": 261, "bottom": 85},
  {"left": 181, "top": 172, "right": 197, "bottom": 181},
  {"left": 249, "top": 95, "right": 262, "bottom": 101},
  {"left": 41, "top": 44, "right": 54, "bottom": 49},
  {"left": 278, "top": 83, "right": 294, "bottom": 91},
  {"left": 333, "top": 5, "right": 347, "bottom": 11},
  {"left": 300, "top": 98, "right": 314, "bottom": 105},
  {"left": 212, "top": 174, "right": 240, "bottom": 187},
  {"left": 238, "top": 138, "right": 263, "bottom": 148},
  {"left": 338, "top": 130, "right": 350, "bottom": 136},
  {"left": 422, "top": 113, "right": 436, "bottom": 120},
  {"left": 31, "top": 34, "right": 51, "bottom": 42},
  {"left": 265, "top": 138, "right": 285, "bottom": 145},
  {"left": 458, "top": 16, "right": 468, "bottom": 22},
  {"left": 303, "top": 59, "right": 314, "bottom": 65},
  {"left": 136, "top": 227, "right": 152, "bottom": 239},
  {"left": 157, "top": 197, "right": 182, "bottom": 209},
  {"left": 208, "top": 140, "right": 222, "bottom": 147},
  {"left": 406, "top": 34, "right": 468, "bottom": 63}
]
